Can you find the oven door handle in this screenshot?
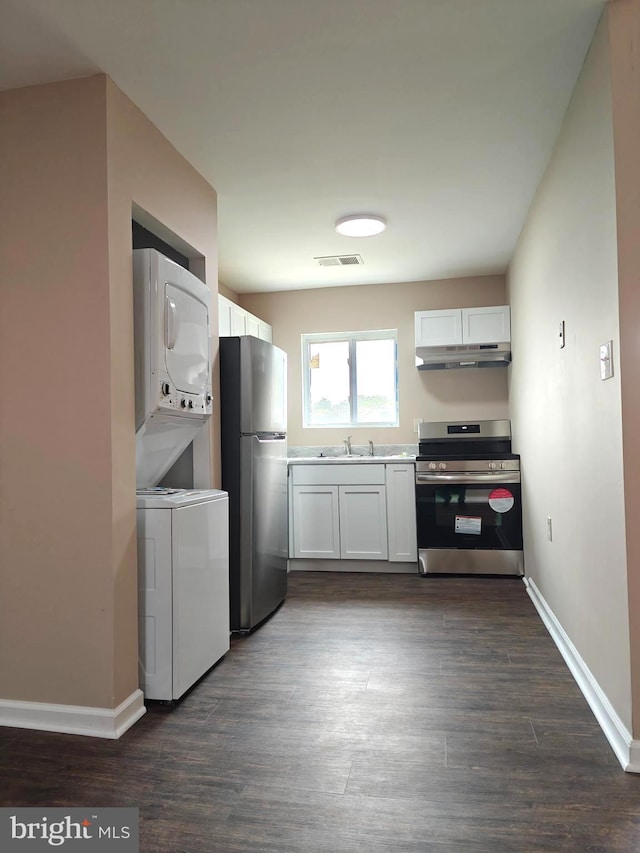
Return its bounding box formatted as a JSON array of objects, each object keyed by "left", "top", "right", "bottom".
[{"left": 415, "top": 472, "right": 520, "bottom": 484}]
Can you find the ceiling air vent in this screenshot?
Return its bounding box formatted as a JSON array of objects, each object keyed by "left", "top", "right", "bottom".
[{"left": 314, "top": 254, "right": 364, "bottom": 267}]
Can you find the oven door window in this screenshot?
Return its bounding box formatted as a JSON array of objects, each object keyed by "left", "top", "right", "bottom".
[{"left": 416, "top": 483, "right": 523, "bottom": 549}]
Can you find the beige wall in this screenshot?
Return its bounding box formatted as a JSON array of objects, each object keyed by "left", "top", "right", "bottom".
[
  {"left": 0, "top": 75, "right": 218, "bottom": 713},
  {"left": 609, "top": 0, "right": 640, "bottom": 734},
  {"left": 508, "top": 13, "right": 632, "bottom": 727},
  {"left": 241, "top": 276, "right": 509, "bottom": 448},
  {"left": 0, "top": 76, "right": 116, "bottom": 708}
]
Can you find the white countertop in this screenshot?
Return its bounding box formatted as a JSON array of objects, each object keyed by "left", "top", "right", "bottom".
[{"left": 288, "top": 455, "right": 416, "bottom": 465}]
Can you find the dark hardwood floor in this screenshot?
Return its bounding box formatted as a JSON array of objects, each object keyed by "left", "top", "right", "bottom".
[{"left": 2, "top": 572, "right": 640, "bottom": 851}]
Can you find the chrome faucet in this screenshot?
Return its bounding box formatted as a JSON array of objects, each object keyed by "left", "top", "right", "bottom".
[
  {"left": 343, "top": 435, "right": 352, "bottom": 455},
  {"left": 368, "top": 440, "right": 374, "bottom": 456}
]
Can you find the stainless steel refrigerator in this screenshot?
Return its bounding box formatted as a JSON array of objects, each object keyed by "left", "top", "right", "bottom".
[{"left": 219, "top": 336, "right": 288, "bottom": 631}]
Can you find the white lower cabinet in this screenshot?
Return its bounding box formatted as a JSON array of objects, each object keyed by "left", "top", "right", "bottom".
[
  {"left": 291, "top": 484, "right": 340, "bottom": 558},
  {"left": 339, "top": 485, "right": 387, "bottom": 559},
  {"left": 291, "top": 482, "right": 387, "bottom": 560},
  {"left": 385, "top": 463, "right": 417, "bottom": 562},
  {"left": 289, "top": 463, "right": 416, "bottom": 564},
  {"left": 290, "top": 465, "right": 388, "bottom": 560}
]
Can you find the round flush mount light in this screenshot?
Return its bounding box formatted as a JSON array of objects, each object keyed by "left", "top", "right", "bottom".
[{"left": 335, "top": 214, "right": 387, "bottom": 237}]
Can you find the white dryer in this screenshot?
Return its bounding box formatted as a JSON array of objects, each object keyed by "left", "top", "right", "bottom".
[
  {"left": 136, "top": 488, "right": 229, "bottom": 701},
  {"left": 133, "top": 248, "right": 213, "bottom": 488}
]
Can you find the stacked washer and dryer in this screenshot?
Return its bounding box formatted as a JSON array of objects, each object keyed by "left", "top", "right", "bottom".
[{"left": 133, "top": 248, "right": 230, "bottom": 702}]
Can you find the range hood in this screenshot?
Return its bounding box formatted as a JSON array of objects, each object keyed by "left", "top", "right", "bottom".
[{"left": 416, "top": 342, "right": 511, "bottom": 370}]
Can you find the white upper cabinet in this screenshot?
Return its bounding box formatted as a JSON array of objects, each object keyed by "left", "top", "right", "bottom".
[
  {"left": 244, "top": 312, "right": 273, "bottom": 343},
  {"left": 462, "top": 305, "right": 510, "bottom": 345},
  {"left": 415, "top": 309, "right": 463, "bottom": 347},
  {"left": 218, "top": 295, "right": 232, "bottom": 337},
  {"left": 218, "top": 294, "right": 272, "bottom": 342},
  {"left": 415, "top": 305, "right": 510, "bottom": 348},
  {"left": 229, "top": 303, "right": 247, "bottom": 336},
  {"left": 245, "top": 312, "right": 260, "bottom": 338},
  {"left": 257, "top": 319, "right": 272, "bottom": 343}
]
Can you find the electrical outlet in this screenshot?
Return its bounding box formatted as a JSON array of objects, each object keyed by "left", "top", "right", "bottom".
[{"left": 546, "top": 516, "right": 553, "bottom": 541}]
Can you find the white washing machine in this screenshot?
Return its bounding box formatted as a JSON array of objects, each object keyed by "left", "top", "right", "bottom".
[{"left": 136, "top": 488, "right": 230, "bottom": 701}]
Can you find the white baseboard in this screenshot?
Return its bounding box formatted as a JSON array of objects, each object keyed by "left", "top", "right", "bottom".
[
  {"left": 0, "top": 688, "right": 146, "bottom": 739},
  {"left": 524, "top": 576, "right": 640, "bottom": 773}
]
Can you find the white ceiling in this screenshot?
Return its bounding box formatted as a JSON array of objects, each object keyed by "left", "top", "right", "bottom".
[{"left": 1, "top": 0, "right": 605, "bottom": 293}]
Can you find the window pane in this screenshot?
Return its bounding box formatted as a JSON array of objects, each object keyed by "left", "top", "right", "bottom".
[
  {"left": 309, "top": 340, "right": 350, "bottom": 424},
  {"left": 355, "top": 338, "right": 396, "bottom": 423}
]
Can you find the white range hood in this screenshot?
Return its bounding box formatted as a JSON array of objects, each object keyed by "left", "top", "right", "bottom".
[{"left": 416, "top": 342, "right": 511, "bottom": 370}]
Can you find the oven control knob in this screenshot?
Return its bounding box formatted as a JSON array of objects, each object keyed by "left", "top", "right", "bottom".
[
  {"left": 489, "top": 462, "right": 497, "bottom": 470},
  {"left": 499, "top": 462, "right": 506, "bottom": 469},
  {"left": 161, "top": 382, "right": 170, "bottom": 396},
  {"left": 428, "top": 462, "right": 437, "bottom": 470},
  {"left": 438, "top": 462, "right": 447, "bottom": 470},
  {"left": 180, "top": 398, "right": 186, "bottom": 408}
]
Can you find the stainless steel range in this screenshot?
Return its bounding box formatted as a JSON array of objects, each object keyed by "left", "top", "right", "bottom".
[{"left": 415, "top": 419, "right": 523, "bottom": 576}]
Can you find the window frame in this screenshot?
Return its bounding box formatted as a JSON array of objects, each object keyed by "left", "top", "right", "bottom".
[{"left": 302, "top": 329, "right": 399, "bottom": 429}]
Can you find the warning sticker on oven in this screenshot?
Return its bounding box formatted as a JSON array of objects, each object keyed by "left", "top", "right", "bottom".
[
  {"left": 488, "top": 488, "right": 515, "bottom": 513},
  {"left": 455, "top": 515, "right": 482, "bottom": 535}
]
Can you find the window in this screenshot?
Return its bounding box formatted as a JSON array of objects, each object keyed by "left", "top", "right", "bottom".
[{"left": 302, "top": 330, "right": 398, "bottom": 428}]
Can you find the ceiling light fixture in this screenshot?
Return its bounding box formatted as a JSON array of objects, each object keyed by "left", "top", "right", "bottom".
[{"left": 335, "top": 214, "right": 387, "bottom": 237}]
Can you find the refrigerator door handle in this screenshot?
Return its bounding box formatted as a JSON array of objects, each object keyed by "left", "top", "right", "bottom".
[{"left": 253, "top": 434, "right": 287, "bottom": 442}]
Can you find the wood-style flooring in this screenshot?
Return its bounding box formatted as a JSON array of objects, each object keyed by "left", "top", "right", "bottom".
[{"left": 2, "top": 572, "right": 640, "bottom": 852}]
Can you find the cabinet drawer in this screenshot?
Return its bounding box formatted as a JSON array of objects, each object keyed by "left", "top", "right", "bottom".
[{"left": 291, "top": 464, "right": 386, "bottom": 486}]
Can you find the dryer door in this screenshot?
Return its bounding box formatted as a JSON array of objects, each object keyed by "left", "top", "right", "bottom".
[{"left": 164, "top": 282, "right": 210, "bottom": 395}]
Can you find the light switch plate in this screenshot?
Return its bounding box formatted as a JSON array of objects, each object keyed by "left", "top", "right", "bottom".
[{"left": 600, "top": 340, "right": 613, "bottom": 380}]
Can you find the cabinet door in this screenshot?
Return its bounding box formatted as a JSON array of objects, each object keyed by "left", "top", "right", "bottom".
[
  {"left": 245, "top": 312, "right": 273, "bottom": 342},
  {"left": 339, "top": 485, "right": 388, "bottom": 560},
  {"left": 462, "top": 305, "right": 510, "bottom": 344},
  {"left": 258, "top": 320, "right": 273, "bottom": 343},
  {"left": 230, "top": 303, "right": 247, "bottom": 336},
  {"left": 292, "top": 485, "right": 340, "bottom": 558},
  {"left": 385, "top": 464, "right": 417, "bottom": 562},
  {"left": 415, "top": 309, "right": 463, "bottom": 347},
  {"left": 245, "top": 312, "right": 261, "bottom": 337},
  {"left": 218, "top": 295, "right": 232, "bottom": 337}
]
